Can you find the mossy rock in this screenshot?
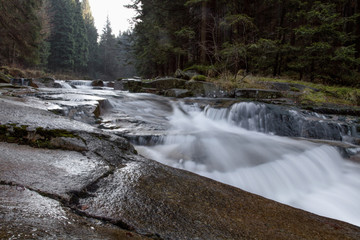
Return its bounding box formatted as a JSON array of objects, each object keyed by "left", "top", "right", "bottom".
[
  {"left": 142, "top": 78, "right": 187, "bottom": 90},
  {"left": 235, "top": 89, "right": 283, "bottom": 99},
  {"left": 122, "top": 80, "right": 143, "bottom": 92},
  {"left": 6, "top": 67, "right": 25, "bottom": 78},
  {"left": 164, "top": 88, "right": 193, "bottom": 98},
  {"left": 35, "top": 127, "right": 76, "bottom": 139},
  {"left": 192, "top": 75, "right": 207, "bottom": 82},
  {"left": 0, "top": 72, "right": 10, "bottom": 83},
  {"left": 91, "top": 80, "right": 104, "bottom": 87}
]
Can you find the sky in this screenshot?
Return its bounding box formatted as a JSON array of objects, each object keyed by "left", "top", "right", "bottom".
[{"left": 88, "top": 0, "right": 136, "bottom": 35}]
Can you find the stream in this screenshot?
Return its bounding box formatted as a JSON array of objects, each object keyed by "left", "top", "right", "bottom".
[{"left": 39, "top": 80, "right": 360, "bottom": 226}]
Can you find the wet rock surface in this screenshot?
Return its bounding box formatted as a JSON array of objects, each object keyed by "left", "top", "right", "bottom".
[
  {"left": 0, "top": 85, "right": 360, "bottom": 239},
  {"left": 0, "top": 142, "right": 109, "bottom": 201},
  {"left": 121, "top": 78, "right": 234, "bottom": 98},
  {"left": 77, "top": 160, "right": 360, "bottom": 240},
  {"left": 235, "top": 88, "right": 283, "bottom": 99},
  {"left": 0, "top": 185, "right": 148, "bottom": 240}
]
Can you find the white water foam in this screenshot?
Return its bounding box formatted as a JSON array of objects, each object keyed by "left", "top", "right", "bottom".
[
  {"left": 55, "top": 80, "right": 72, "bottom": 89},
  {"left": 137, "top": 104, "right": 360, "bottom": 226}
]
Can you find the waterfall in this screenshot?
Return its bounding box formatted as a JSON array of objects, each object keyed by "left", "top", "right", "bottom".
[
  {"left": 10, "top": 78, "right": 30, "bottom": 86},
  {"left": 68, "top": 80, "right": 93, "bottom": 87},
  {"left": 55, "top": 80, "right": 73, "bottom": 89},
  {"left": 137, "top": 103, "right": 360, "bottom": 226},
  {"left": 203, "top": 102, "right": 356, "bottom": 142},
  {"left": 54, "top": 80, "right": 93, "bottom": 89}
]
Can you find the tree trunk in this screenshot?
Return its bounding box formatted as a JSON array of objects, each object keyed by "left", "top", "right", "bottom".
[
  {"left": 11, "top": 41, "right": 16, "bottom": 65},
  {"left": 273, "top": 0, "right": 286, "bottom": 76},
  {"left": 200, "top": 1, "right": 207, "bottom": 64},
  {"left": 356, "top": 0, "right": 360, "bottom": 61}
]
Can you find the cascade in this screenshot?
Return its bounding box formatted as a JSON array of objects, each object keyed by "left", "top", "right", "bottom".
[
  {"left": 68, "top": 80, "right": 92, "bottom": 87},
  {"left": 203, "top": 102, "right": 357, "bottom": 143},
  {"left": 55, "top": 80, "right": 73, "bottom": 89},
  {"left": 136, "top": 102, "right": 360, "bottom": 226},
  {"left": 10, "top": 78, "right": 30, "bottom": 86}
]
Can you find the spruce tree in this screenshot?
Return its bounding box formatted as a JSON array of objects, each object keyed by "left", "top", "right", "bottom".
[
  {"left": 98, "top": 17, "right": 119, "bottom": 79},
  {"left": 82, "top": 0, "right": 99, "bottom": 76},
  {"left": 48, "top": 0, "right": 75, "bottom": 71},
  {"left": 0, "top": 0, "right": 43, "bottom": 66},
  {"left": 72, "top": 0, "right": 89, "bottom": 73}
]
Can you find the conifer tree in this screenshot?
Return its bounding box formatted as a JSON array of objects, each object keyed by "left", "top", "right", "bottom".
[
  {"left": 82, "top": 0, "right": 99, "bottom": 75},
  {"left": 72, "top": 0, "right": 89, "bottom": 72},
  {"left": 48, "top": 0, "right": 75, "bottom": 71},
  {"left": 0, "top": 0, "right": 43, "bottom": 66},
  {"left": 98, "top": 17, "right": 119, "bottom": 79}
]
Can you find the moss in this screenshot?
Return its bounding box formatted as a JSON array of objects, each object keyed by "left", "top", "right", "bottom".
[
  {"left": 0, "top": 72, "right": 10, "bottom": 83},
  {"left": 184, "top": 65, "right": 214, "bottom": 75},
  {"left": 192, "top": 75, "right": 207, "bottom": 82},
  {"left": 6, "top": 137, "right": 17, "bottom": 143},
  {"left": 0, "top": 66, "right": 10, "bottom": 75},
  {"left": 290, "top": 87, "right": 300, "bottom": 92},
  {"left": 0, "top": 125, "right": 7, "bottom": 135},
  {"left": 34, "top": 139, "right": 54, "bottom": 149},
  {"left": 35, "top": 127, "right": 76, "bottom": 139},
  {"left": 13, "top": 127, "right": 28, "bottom": 141},
  {"left": 209, "top": 75, "right": 360, "bottom": 106}
]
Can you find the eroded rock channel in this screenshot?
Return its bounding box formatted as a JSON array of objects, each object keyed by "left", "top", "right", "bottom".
[{"left": 1, "top": 81, "right": 360, "bottom": 239}]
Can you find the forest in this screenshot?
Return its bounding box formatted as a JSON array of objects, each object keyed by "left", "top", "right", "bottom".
[
  {"left": 0, "top": 0, "right": 135, "bottom": 79},
  {"left": 129, "top": 0, "right": 360, "bottom": 86},
  {"left": 0, "top": 0, "right": 360, "bottom": 85}
]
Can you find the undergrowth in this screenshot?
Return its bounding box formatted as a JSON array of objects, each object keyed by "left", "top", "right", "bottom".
[{"left": 210, "top": 73, "right": 360, "bottom": 106}]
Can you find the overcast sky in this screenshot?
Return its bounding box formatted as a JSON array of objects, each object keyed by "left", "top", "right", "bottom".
[{"left": 88, "top": 0, "right": 136, "bottom": 35}]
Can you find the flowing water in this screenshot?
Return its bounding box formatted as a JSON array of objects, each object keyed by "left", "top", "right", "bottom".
[{"left": 46, "top": 81, "right": 360, "bottom": 226}]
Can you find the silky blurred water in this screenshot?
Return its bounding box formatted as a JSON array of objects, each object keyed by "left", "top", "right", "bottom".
[
  {"left": 47, "top": 82, "right": 360, "bottom": 226},
  {"left": 137, "top": 104, "right": 360, "bottom": 226}
]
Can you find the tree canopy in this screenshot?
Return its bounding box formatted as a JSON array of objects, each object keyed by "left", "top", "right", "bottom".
[
  {"left": 1, "top": 0, "right": 359, "bottom": 85},
  {"left": 130, "top": 0, "right": 360, "bottom": 85}
]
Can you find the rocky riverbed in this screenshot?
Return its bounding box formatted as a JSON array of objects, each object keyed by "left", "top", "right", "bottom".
[{"left": 1, "top": 82, "right": 360, "bottom": 239}]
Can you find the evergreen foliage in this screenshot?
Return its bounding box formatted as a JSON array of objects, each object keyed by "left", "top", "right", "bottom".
[
  {"left": 117, "top": 31, "right": 137, "bottom": 78},
  {"left": 1, "top": 0, "right": 359, "bottom": 85},
  {"left": 82, "top": 0, "right": 99, "bottom": 75},
  {"left": 48, "top": 0, "right": 75, "bottom": 71},
  {"left": 130, "top": 0, "right": 360, "bottom": 85},
  {"left": 97, "top": 17, "right": 119, "bottom": 79},
  {"left": 0, "top": 0, "right": 44, "bottom": 66}
]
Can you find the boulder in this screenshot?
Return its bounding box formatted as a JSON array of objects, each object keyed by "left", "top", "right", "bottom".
[
  {"left": 235, "top": 89, "right": 283, "bottom": 99},
  {"left": 122, "top": 79, "right": 143, "bottom": 92},
  {"left": 164, "top": 88, "right": 192, "bottom": 98},
  {"left": 114, "top": 79, "right": 124, "bottom": 90},
  {"left": 0, "top": 184, "right": 148, "bottom": 239},
  {"left": 143, "top": 78, "right": 187, "bottom": 90},
  {"left": 268, "top": 81, "right": 319, "bottom": 92},
  {"left": 0, "top": 72, "right": 10, "bottom": 83},
  {"left": 92, "top": 80, "right": 104, "bottom": 87},
  {"left": 32, "top": 77, "right": 56, "bottom": 88},
  {"left": 77, "top": 159, "right": 360, "bottom": 240},
  {"left": 185, "top": 80, "right": 235, "bottom": 98},
  {"left": 107, "top": 81, "right": 115, "bottom": 88},
  {"left": 10, "top": 78, "right": 32, "bottom": 86},
  {"left": 174, "top": 69, "right": 199, "bottom": 80}
]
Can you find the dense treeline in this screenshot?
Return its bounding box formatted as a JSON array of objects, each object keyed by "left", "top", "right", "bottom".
[
  {"left": 130, "top": 0, "right": 360, "bottom": 85},
  {"left": 0, "top": 0, "right": 44, "bottom": 66},
  {"left": 0, "top": 0, "right": 134, "bottom": 79}
]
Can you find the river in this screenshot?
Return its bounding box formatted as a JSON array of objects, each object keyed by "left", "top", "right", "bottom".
[{"left": 43, "top": 80, "right": 360, "bottom": 226}]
